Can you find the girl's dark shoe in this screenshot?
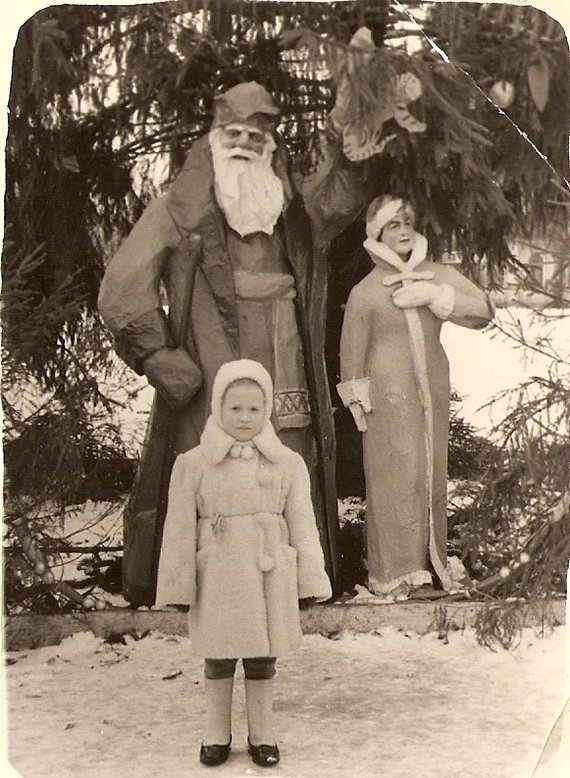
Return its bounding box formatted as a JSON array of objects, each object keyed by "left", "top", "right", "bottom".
[
  {"left": 199, "top": 740, "right": 231, "bottom": 766},
  {"left": 247, "top": 738, "right": 280, "bottom": 767}
]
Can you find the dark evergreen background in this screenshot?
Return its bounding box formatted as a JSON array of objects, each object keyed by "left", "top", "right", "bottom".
[{"left": 3, "top": 2, "right": 569, "bottom": 610}]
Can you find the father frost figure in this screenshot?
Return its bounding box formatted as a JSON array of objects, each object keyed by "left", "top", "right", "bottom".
[{"left": 98, "top": 81, "right": 371, "bottom": 604}]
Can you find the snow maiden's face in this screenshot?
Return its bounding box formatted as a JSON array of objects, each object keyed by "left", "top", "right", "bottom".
[
  {"left": 220, "top": 379, "right": 266, "bottom": 442},
  {"left": 380, "top": 206, "right": 416, "bottom": 258}
]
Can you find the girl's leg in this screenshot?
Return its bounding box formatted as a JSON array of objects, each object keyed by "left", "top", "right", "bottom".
[
  {"left": 203, "top": 659, "right": 236, "bottom": 746},
  {"left": 243, "top": 658, "right": 277, "bottom": 747}
]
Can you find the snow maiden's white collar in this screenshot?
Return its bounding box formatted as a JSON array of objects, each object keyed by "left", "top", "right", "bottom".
[
  {"left": 364, "top": 231, "right": 428, "bottom": 271},
  {"left": 200, "top": 415, "right": 287, "bottom": 465},
  {"left": 363, "top": 233, "right": 435, "bottom": 286}
]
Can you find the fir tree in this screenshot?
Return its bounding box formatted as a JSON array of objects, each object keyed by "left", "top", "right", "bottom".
[{"left": 3, "top": 1, "right": 569, "bottom": 611}]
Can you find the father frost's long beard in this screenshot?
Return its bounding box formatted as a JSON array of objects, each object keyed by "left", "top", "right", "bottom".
[{"left": 210, "top": 128, "right": 285, "bottom": 237}]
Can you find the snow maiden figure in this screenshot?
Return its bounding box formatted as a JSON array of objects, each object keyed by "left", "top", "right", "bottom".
[
  {"left": 337, "top": 195, "right": 495, "bottom": 599},
  {"left": 156, "top": 359, "right": 331, "bottom": 767}
]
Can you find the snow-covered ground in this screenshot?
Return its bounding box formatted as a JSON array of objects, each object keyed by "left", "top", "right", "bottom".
[
  {"left": 3, "top": 307, "right": 568, "bottom": 777},
  {"left": 3, "top": 624, "right": 568, "bottom": 778}
]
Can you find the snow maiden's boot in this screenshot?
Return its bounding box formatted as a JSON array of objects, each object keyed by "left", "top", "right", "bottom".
[
  {"left": 245, "top": 679, "right": 280, "bottom": 766},
  {"left": 200, "top": 677, "right": 234, "bottom": 766}
]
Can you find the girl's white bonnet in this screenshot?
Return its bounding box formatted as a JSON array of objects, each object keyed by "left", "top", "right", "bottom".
[{"left": 211, "top": 358, "right": 273, "bottom": 425}]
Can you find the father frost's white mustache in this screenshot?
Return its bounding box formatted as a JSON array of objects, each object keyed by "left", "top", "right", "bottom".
[{"left": 227, "top": 147, "right": 259, "bottom": 160}]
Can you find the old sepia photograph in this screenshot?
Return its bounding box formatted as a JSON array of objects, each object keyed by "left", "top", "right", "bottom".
[{"left": 2, "top": 1, "right": 569, "bottom": 776}]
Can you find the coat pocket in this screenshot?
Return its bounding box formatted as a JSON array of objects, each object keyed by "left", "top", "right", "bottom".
[
  {"left": 280, "top": 543, "right": 298, "bottom": 565},
  {"left": 196, "top": 545, "right": 213, "bottom": 572},
  {"left": 277, "top": 543, "right": 299, "bottom": 596}
]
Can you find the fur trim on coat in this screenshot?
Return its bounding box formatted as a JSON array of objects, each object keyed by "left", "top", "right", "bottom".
[
  {"left": 200, "top": 415, "right": 288, "bottom": 466},
  {"left": 155, "top": 420, "right": 332, "bottom": 658}
]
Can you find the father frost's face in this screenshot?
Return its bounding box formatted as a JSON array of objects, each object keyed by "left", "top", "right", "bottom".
[
  {"left": 209, "top": 119, "right": 284, "bottom": 237},
  {"left": 218, "top": 122, "right": 268, "bottom": 160}
]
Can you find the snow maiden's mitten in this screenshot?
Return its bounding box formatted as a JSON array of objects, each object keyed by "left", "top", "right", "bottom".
[
  {"left": 337, "top": 377, "right": 372, "bottom": 432},
  {"left": 391, "top": 281, "right": 455, "bottom": 320}
]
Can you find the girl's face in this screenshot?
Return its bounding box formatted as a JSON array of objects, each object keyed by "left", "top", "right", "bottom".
[
  {"left": 220, "top": 381, "right": 266, "bottom": 441},
  {"left": 380, "top": 207, "right": 416, "bottom": 258}
]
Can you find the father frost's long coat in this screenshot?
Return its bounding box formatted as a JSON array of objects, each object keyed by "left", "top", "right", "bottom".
[{"left": 98, "top": 134, "right": 371, "bottom": 603}]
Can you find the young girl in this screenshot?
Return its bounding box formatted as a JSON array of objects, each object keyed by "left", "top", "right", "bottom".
[{"left": 155, "top": 358, "right": 332, "bottom": 767}]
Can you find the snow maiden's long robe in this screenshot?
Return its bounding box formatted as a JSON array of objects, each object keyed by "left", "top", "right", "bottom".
[{"left": 339, "top": 237, "right": 494, "bottom": 594}]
